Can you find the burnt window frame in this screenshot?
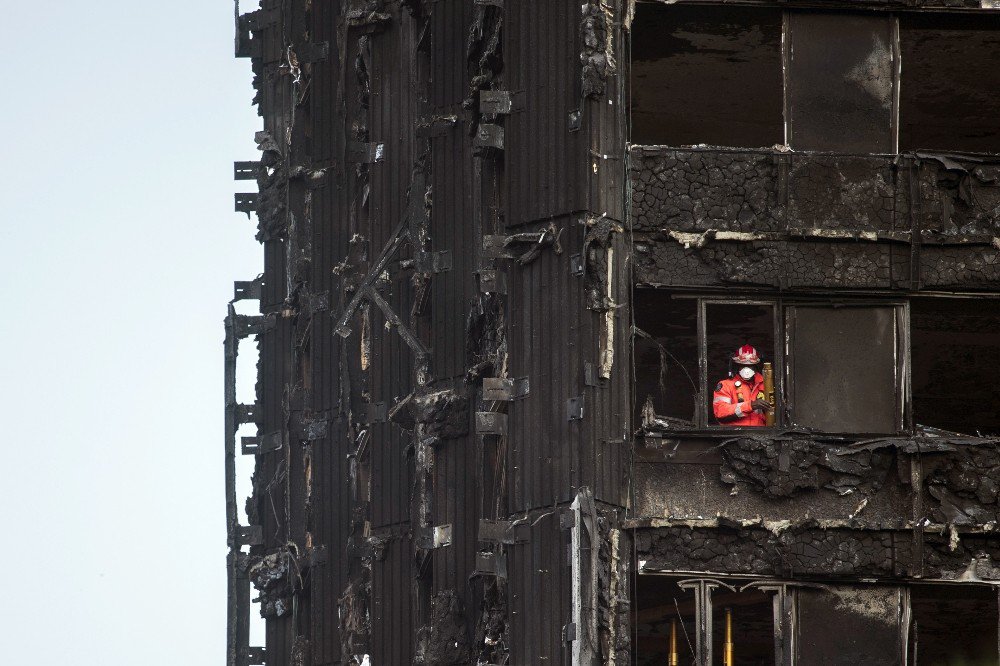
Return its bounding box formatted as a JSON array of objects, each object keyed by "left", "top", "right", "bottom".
[
  {"left": 633, "top": 575, "right": 1000, "bottom": 665},
  {"left": 638, "top": 293, "right": 911, "bottom": 436},
  {"left": 630, "top": 4, "right": 1000, "bottom": 155},
  {"left": 696, "top": 297, "right": 785, "bottom": 431}
]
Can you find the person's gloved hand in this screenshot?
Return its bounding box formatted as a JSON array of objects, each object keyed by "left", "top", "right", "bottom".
[{"left": 751, "top": 399, "right": 772, "bottom": 413}]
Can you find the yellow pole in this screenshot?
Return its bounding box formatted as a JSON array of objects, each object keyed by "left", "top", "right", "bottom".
[
  {"left": 724, "top": 608, "right": 734, "bottom": 666},
  {"left": 669, "top": 618, "right": 678, "bottom": 666},
  {"left": 762, "top": 362, "right": 776, "bottom": 426}
]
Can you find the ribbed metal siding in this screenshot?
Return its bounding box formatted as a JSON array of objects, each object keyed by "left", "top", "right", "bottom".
[
  {"left": 371, "top": 534, "right": 415, "bottom": 664},
  {"left": 506, "top": 220, "right": 629, "bottom": 512},
  {"left": 368, "top": 8, "right": 418, "bottom": 531},
  {"left": 430, "top": 125, "right": 476, "bottom": 380},
  {"left": 429, "top": 0, "right": 472, "bottom": 114},
  {"left": 504, "top": 0, "right": 589, "bottom": 227},
  {"left": 507, "top": 508, "right": 571, "bottom": 664}
]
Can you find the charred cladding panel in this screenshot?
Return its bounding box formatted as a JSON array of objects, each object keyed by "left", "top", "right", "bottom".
[
  {"left": 629, "top": 5, "right": 784, "bottom": 148},
  {"left": 786, "top": 13, "right": 897, "bottom": 153}
]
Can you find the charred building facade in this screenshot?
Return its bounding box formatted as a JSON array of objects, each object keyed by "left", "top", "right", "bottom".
[{"left": 224, "top": 0, "right": 1000, "bottom": 664}]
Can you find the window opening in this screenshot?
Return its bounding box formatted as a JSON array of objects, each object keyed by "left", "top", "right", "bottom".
[
  {"left": 632, "top": 576, "right": 778, "bottom": 665},
  {"left": 909, "top": 584, "right": 999, "bottom": 665},
  {"left": 633, "top": 576, "right": 699, "bottom": 666},
  {"left": 794, "top": 585, "right": 905, "bottom": 665},
  {"left": 911, "top": 297, "right": 1000, "bottom": 437},
  {"left": 629, "top": 5, "right": 784, "bottom": 148},
  {"left": 705, "top": 303, "right": 777, "bottom": 429},
  {"left": 899, "top": 15, "right": 1000, "bottom": 154},
  {"left": 785, "top": 12, "right": 898, "bottom": 153},
  {"left": 786, "top": 304, "right": 905, "bottom": 434},
  {"left": 710, "top": 588, "right": 777, "bottom": 666},
  {"left": 634, "top": 292, "right": 699, "bottom": 427}
]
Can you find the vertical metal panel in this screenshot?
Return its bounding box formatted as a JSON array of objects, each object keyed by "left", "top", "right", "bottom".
[
  {"left": 786, "top": 12, "right": 897, "bottom": 153},
  {"left": 506, "top": 219, "right": 629, "bottom": 512},
  {"left": 368, "top": 6, "right": 417, "bottom": 531},
  {"left": 504, "top": 0, "right": 588, "bottom": 226},
  {"left": 429, "top": 0, "right": 471, "bottom": 114},
  {"left": 430, "top": 124, "right": 476, "bottom": 380},
  {"left": 432, "top": 433, "right": 479, "bottom": 620},
  {"left": 372, "top": 535, "right": 415, "bottom": 664},
  {"left": 507, "top": 509, "right": 570, "bottom": 664}
]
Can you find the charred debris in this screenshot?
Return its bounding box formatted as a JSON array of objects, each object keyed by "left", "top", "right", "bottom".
[{"left": 224, "top": 0, "right": 1000, "bottom": 664}]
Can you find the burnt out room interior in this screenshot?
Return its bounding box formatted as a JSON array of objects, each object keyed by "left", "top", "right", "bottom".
[{"left": 227, "top": 0, "right": 1000, "bottom": 664}]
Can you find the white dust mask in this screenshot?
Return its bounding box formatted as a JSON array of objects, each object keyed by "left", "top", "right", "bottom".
[{"left": 738, "top": 366, "right": 756, "bottom": 381}]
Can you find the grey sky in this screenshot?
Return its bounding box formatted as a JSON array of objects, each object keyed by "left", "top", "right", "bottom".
[{"left": 0, "top": 2, "right": 261, "bottom": 662}]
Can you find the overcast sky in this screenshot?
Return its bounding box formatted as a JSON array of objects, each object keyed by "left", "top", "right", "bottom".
[{"left": 0, "top": 2, "right": 262, "bottom": 662}]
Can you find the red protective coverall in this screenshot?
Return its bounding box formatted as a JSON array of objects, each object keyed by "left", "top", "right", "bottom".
[{"left": 713, "top": 373, "right": 767, "bottom": 427}]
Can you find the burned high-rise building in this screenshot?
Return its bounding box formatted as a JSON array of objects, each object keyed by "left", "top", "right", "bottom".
[{"left": 224, "top": 0, "right": 1000, "bottom": 663}]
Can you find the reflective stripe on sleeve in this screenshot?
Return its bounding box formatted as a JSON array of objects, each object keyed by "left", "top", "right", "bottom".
[{"left": 713, "top": 396, "right": 732, "bottom": 404}]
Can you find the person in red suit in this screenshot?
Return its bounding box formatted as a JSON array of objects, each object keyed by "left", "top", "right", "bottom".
[{"left": 713, "top": 344, "right": 772, "bottom": 427}]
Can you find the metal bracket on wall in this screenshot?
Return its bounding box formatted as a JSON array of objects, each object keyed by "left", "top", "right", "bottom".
[
  {"left": 478, "top": 270, "right": 507, "bottom": 294},
  {"left": 583, "top": 362, "right": 600, "bottom": 387},
  {"left": 234, "top": 193, "right": 259, "bottom": 214},
  {"left": 245, "top": 647, "right": 267, "bottom": 665},
  {"left": 236, "top": 403, "right": 258, "bottom": 425},
  {"left": 234, "top": 161, "right": 261, "bottom": 180},
  {"left": 474, "top": 551, "right": 508, "bottom": 578},
  {"left": 481, "top": 377, "right": 530, "bottom": 401},
  {"left": 479, "top": 519, "right": 530, "bottom": 544},
  {"left": 569, "top": 253, "right": 585, "bottom": 276},
  {"left": 474, "top": 124, "right": 505, "bottom": 150},
  {"left": 416, "top": 524, "right": 453, "bottom": 549},
  {"left": 482, "top": 235, "right": 508, "bottom": 262},
  {"left": 236, "top": 525, "right": 264, "bottom": 547},
  {"left": 567, "top": 396, "right": 584, "bottom": 421},
  {"left": 241, "top": 432, "right": 282, "bottom": 455},
  {"left": 347, "top": 141, "right": 385, "bottom": 164},
  {"left": 480, "top": 90, "right": 512, "bottom": 115},
  {"left": 475, "top": 412, "right": 508, "bottom": 436},
  {"left": 233, "top": 277, "right": 263, "bottom": 302},
  {"left": 414, "top": 250, "right": 452, "bottom": 274},
  {"left": 297, "top": 41, "right": 330, "bottom": 63}
]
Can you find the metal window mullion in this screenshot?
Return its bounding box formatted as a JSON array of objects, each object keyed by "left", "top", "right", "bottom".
[{"left": 697, "top": 299, "right": 708, "bottom": 428}]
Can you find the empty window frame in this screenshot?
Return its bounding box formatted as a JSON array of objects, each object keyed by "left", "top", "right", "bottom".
[
  {"left": 785, "top": 304, "right": 907, "bottom": 434},
  {"left": 633, "top": 292, "right": 780, "bottom": 430},
  {"left": 899, "top": 15, "right": 1000, "bottom": 154},
  {"left": 910, "top": 297, "right": 1000, "bottom": 436},
  {"left": 785, "top": 12, "right": 899, "bottom": 153},
  {"left": 634, "top": 292, "right": 700, "bottom": 425},
  {"left": 632, "top": 576, "right": 777, "bottom": 666},
  {"left": 633, "top": 578, "right": 1000, "bottom": 666},
  {"left": 632, "top": 7, "right": 1000, "bottom": 155},
  {"left": 633, "top": 293, "right": 908, "bottom": 434},
  {"left": 909, "top": 584, "right": 999, "bottom": 665},
  {"left": 794, "top": 586, "right": 906, "bottom": 665},
  {"left": 628, "top": 5, "right": 784, "bottom": 148}
]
